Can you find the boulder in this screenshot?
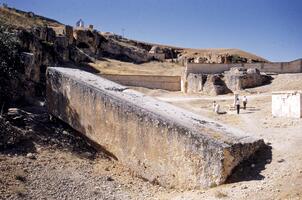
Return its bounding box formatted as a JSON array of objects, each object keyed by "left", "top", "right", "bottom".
[
  {"left": 203, "top": 74, "right": 231, "bottom": 95},
  {"left": 73, "top": 29, "right": 103, "bottom": 57},
  {"left": 64, "top": 25, "right": 74, "bottom": 44},
  {"left": 55, "top": 36, "right": 69, "bottom": 61},
  {"left": 186, "top": 73, "right": 207, "bottom": 93},
  {"left": 224, "top": 67, "right": 272, "bottom": 91},
  {"left": 46, "top": 67, "right": 265, "bottom": 189},
  {"left": 183, "top": 73, "right": 231, "bottom": 95}
]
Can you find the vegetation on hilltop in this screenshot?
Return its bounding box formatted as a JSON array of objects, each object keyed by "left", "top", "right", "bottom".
[{"left": 0, "top": 6, "right": 62, "bottom": 29}]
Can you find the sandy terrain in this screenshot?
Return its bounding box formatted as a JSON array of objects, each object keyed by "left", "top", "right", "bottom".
[
  {"left": 89, "top": 59, "right": 184, "bottom": 76},
  {"left": 135, "top": 74, "right": 302, "bottom": 200}
]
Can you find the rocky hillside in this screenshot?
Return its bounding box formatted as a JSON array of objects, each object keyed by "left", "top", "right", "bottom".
[
  {"left": 0, "top": 5, "right": 63, "bottom": 29},
  {"left": 0, "top": 5, "right": 268, "bottom": 65},
  {"left": 0, "top": 5, "right": 270, "bottom": 107}
]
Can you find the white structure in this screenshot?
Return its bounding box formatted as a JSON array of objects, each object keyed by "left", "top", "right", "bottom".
[
  {"left": 272, "top": 91, "right": 302, "bottom": 118},
  {"left": 76, "top": 19, "right": 84, "bottom": 28}
]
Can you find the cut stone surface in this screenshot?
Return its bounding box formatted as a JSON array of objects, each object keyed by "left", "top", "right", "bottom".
[
  {"left": 46, "top": 67, "right": 264, "bottom": 189},
  {"left": 224, "top": 67, "right": 272, "bottom": 91}
]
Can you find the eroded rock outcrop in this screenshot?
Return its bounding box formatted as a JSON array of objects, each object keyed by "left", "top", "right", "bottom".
[
  {"left": 182, "top": 67, "right": 272, "bottom": 95},
  {"left": 224, "top": 67, "right": 272, "bottom": 91},
  {"left": 100, "top": 36, "right": 151, "bottom": 63},
  {"left": 184, "top": 73, "right": 231, "bottom": 95}
]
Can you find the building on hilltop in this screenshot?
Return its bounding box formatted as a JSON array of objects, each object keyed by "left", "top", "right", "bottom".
[{"left": 76, "top": 19, "right": 84, "bottom": 28}]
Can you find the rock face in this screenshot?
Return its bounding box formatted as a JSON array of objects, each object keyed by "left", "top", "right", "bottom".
[
  {"left": 184, "top": 73, "right": 230, "bottom": 95},
  {"left": 186, "top": 73, "right": 207, "bottom": 93},
  {"left": 203, "top": 75, "right": 231, "bottom": 95},
  {"left": 47, "top": 67, "right": 265, "bottom": 189},
  {"left": 73, "top": 29, "right": 103, "bottom": 58},
  {"left": 100, "top": 37, "right": 151, "bottom": 63},
  {"left": 224, "top": 67, "right": 272, "bottom": 91},
  {"left": 182, "top": 68, "right": 272, "bottom": 95}
]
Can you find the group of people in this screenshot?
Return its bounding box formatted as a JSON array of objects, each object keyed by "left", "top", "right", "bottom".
[
  {"left": 212, "top": 95, "right": 248, "bottom": 115},
  {"left": 235, "top": 95, "right": 248, "bottom": 114}
]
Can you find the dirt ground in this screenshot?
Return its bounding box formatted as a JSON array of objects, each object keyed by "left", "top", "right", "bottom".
[
  {"left": 148, "top": 92, "right": 302, "bottom": 200},
  {"left": 89, "top": 59, "right": 184, "bottom": 76},
  {"left": 1, "top": 74, "right": 302, "bottom": 200},
  {"left": 137, "top": 74, "right": 302, "bottom": 200}
]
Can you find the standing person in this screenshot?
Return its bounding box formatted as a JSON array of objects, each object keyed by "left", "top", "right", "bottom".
[
  {"left": 243, "top": 96, "right": 248, "bottom": 110},
  {"left": 214, "top": 103, "right": 220, "bottom": 114},
  {"left": 235, "top": 98, "right": 240, "bottom": 114},
  {"left": 212, "top": 101, "right": 217, "bottom": 112}
]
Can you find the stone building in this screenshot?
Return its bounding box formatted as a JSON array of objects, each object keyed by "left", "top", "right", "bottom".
[
  {"left": 76, "top": 19, "right": 84, "bottom": 28},
  {"left": 272, "top": 91, "right": 302, "bottom": 118}
]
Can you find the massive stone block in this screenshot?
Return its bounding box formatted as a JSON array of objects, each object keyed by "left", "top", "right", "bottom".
[
  {"left": 100, "top": 74, "right": 180, "bottom": 91},
  {"left": 224, "top": 67, "right": 272, "bottom": 91},
  {"left": 46, "top": 67, "right": 264, "bottom": 189}
]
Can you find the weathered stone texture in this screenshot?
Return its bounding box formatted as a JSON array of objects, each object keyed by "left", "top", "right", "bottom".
[
  {"left": 73, "top": 29, "right": 105, "bottom": 58},
  {"left": 224, "top": 67, "right": 272, "bottom": 91},
  {"left": 64, "top": 25, "right": 74, "bottom": 44},
  {"left": 101, "top": 74, "right": 181, "bottom": 91},
  {"left": 100, "top": 38, "right": 150, "bottom": 63},
  {"left": 46, "top": 67, "right": 264, "bottom": 189},
  {"left": 186, "top": 73, "right": 206, "bottom": 93},
  {"left": 183, "top": 73, "right": 230, "bottom": 95}
]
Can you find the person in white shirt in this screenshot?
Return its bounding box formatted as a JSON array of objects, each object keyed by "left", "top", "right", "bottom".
[
  {"left": 214, "top": 103, "right": 220, "bottom": 114},
  {"left": 235, "top": 98, "right": 240, "bottom": 114},
  {"left": 212, "top": 101, "right": 217, "bottom": 112},
  {"left": 243, "top": 96, "right": 248, "bottom": 110}
]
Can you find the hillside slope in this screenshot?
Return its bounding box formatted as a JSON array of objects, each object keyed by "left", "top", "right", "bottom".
[
  {"left": 0, "top": 5, "right": 268, "bottom": 64},
  {"left": 0, "top": 6, "right": 63, "bottom": 29}
]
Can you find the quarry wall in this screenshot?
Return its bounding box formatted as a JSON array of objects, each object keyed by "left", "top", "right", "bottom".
[
  {"left": 186, "top": 59, "right": 302, "bottom": 74},
  {"left": 46, "top": 67, "right": 264, "bottom": 189},
  {"left": 100, "top": 74, "right": 181, "bottom": 91}
]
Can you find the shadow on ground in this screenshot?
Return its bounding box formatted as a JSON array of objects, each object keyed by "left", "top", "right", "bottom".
[
  {"left": 0, "top": 104, "right": 116, "bottom": 161},
  {"left": 226, "top": 144, "right": 272, "bottom": 183},
  {"left": 63, "top": 61, "right": 101, "bottom": 74}
]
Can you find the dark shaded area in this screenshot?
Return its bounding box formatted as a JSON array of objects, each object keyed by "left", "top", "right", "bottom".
[
  {"left": 226, "top": 144, "right": 272, "bottom": 183},
  {"left": 62, "top": 61, "right": 100, "bottom": 74},
  {"left": 0, "top": 104, "right": 114, "bottom": 161},
  {"left": 100, "top": 50, "right": 140, "bottom": 64},
  {"left": 77, "top": 42, "right": 90, "bottom": 49},
  {"left": 0, "top": 21, "right": 25, "bottom": 105}
]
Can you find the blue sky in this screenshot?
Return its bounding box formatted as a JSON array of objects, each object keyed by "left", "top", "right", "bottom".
[{"left": 2, "top": 0, "right": 302, "bottom": 61}]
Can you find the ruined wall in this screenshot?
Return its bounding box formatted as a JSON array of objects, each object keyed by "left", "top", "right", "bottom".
[
  {"left": 46, "top": 67, "right": 264, "bottom": 189},
  {"left": 186, "top": 63, "right": 243, "bottom": 74},
  {"left": 100, "top": 74, "right": 181, "bottom": 91},
  {"left": 272, "top": 91, "right": 302, "bottom": 118},
  {"left": 186, "top": 59, "right": 302, "bottom": 74}
]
